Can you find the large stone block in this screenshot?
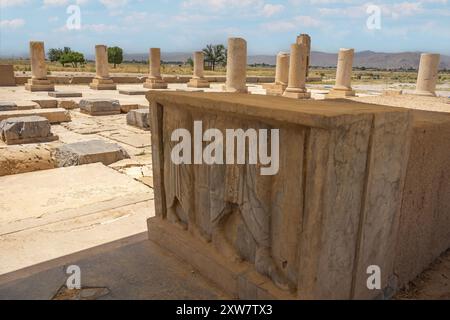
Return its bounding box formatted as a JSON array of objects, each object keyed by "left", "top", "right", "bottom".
[
  {"left": 0, "top": 116, "right": 58, "bottom": 145},
  {"left": 79, "top": 99, "right": 121, "bottom": 116},
  {"left": 54, "top": 140, "right": 130, "bottom": 167},
  {"left": 25, "top": 79, "right": 55, "bottom": 92},
  {"left": 126, "top": 109, "right": 150, "bottom": 130},
  {"left": 0, "top": 108, "right": 71, "bottom": 123},
  {"left": 145, "top": 92, "right": 412, "bottom": 300},
  {"left": 32, "top": 99, "right": 58, "bottom": 108},
  {"left": 0, "top": 65, "right": 16, "bottom": 86}
]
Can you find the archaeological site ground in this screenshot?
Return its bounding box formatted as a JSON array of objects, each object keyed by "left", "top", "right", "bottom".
[{"left": 0, "top": 0, "right": 449, "bottom": 306}]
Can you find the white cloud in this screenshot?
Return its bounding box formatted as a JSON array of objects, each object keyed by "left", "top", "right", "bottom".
[
  {"left": 262, "top": 15, "right": 322, "bottom": 32},
  {"left": 261, "top": 3, "right": 284, "bottom": 17},
  {"left": 0, "top": 0, "right": 28, "bottom": 7},
  {"left": 182, "top": 0, "right": 264, "bottom": 12},
  {"left": 0, "top": 18, "right": 25, "bottom": 28},
  {"left": 99, "top": 0, "right": 127, "bottom": 9},
  {"left": 43, "top": 0, "right": 69, "bottom": 6}
]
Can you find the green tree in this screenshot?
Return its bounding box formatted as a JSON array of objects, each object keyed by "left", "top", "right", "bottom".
[
  {"left": 59, "top": 51, "right": 85, "bottom": 68},
  {"left": 48, "top": 47, "right": 71, "bottom": 62},
  {"left": 186, "top": 57, "right": 194, "bottom": 67},
  {"left": 108, "top": 46, "right": 123, "bottom": 68},
  {"left": 202, "top": 44, "right": 227, "bottom": 71}
]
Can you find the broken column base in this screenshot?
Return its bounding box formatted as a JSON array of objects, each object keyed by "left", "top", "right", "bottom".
[
  {"left": 283, "top": 89, "right": 311, "bottom": 99},
  {"left": 25, "top": 79, "right": 55, "bottom": 92},
  {"left": 143, "top": 78, "right": 168, "bottom": 89},
  {"left": 187, "top": 78, "right": 210, "bottom": 88},
  {"left": 0, "top": 116, "right": 58, "bottom": 145},
  {"left": 263, "top": 83, "right": 287, "bottom": 96},
  {"left": 326, "top": 88, "right": 356, "bottom": 99},
  {"left": 147, "top": 218, "right": 296, "bottom": 300},
  {"left": 412, "top": 90, "right": 436, "bottom": 97},
  {"left": 89, "top": 78, "right": 117, "bottom": 90}
]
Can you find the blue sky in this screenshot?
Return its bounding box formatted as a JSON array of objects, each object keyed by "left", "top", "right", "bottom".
[{"left": 0, "top": 0, "right": 449, "bottom": 57}]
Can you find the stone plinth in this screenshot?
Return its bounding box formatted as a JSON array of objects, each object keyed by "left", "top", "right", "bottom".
[
  {"left": 188, "top": 52, "right": 210, "bottom": 88},
  {"left": 144, "top": 48, "right": 168, "bottom": 89},
  {"left": 25, "top": 42, "right": 54, "bottom": 92},
  {"left": 89, "top": 45, "right": 117, "bottom": 90},
  {"left": 225, "top": 38, "right": 247, "bottom": 93},
  {"left": 283, "top": 44, "right": 310, "bottom": 99},
  {"left": 31, "top": 99, "right": 58, "bottom": 108},
  {"left": 54, "top": 140, "right": 129, "bottom": 167},
  {"left": 0, "top": 116, "right": 58, "bottom": 145},
  {"left": 328, "top": 48, "right": 355, "bottom": 98},
  {"left": 413, "top": 53, "right": 440, "bottom": 97},
  {"left": 0, "top": 65, "right": 16, "bottom": 86},
  {"left": 146, "top": 91, "right": 412, "bottom": 299},
  {"left": 126, "top": 109, "right": 150, "bottom": 130},
  {"left": 79, "top": 99, "right": 121, "bottom": 116}
]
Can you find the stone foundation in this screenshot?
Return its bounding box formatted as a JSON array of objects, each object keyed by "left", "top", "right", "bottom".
[
  {"left": 143, "top": 79, "right": 168, "bottom": 89},
  {"left": 146, "top": 92, "right": 414, "bottom": 299},
  {"left": 0, "top": 116, "right": 58, "bottom": 145},
  {"left": 187, "top": 78, "right": 210, "bottom": 88}
]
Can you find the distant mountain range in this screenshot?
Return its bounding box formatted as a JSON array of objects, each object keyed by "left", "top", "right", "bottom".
[
  {"left": 2, "top": 50, "right": 449, "bottom": 70},
  {"left": 122, "top": 50, "right": 450, "bottom": 70}
]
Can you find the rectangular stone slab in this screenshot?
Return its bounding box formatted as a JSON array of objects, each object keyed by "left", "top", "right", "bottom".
[
  {"left": 0, "top": 108, "right": 71, "bottom": 123},
  {"left": 0, "top": 102, "right": 17, "bottom": 112},
  {"left": 146, "top": 91, "right": 412, "bottom": 300},
  {"left": 79, "top": 99, "right": 121, "bottom": 116},
  {"left": 54, "top": 139, "right": 130, "bottom": 167},
  {"left": 119, "top": 89, "right": 149, "bottom": 96},
  {"left": 48, "top": 91, "right": 83, "bottom": 98}
]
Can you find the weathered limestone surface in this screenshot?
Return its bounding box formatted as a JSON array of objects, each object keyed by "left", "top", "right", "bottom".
[
  {"left": 328, "top": 48, "right": 355, "bottom": 98},
  {"left": 394, "top": 110, "right": 450, "bottom": 287},
  {"left": 188, "top": 52, "right": 210, "bottom": 88},
  {"left": 296, "top": 34, "right": 311, "bottom": 78},
  {"left": 25, "top": 41, "right": 55, "bottom": 92},
  {"left": 48, "top": 91, "right": 82, "bottom": 98},
  {"left": 225, "top": 38, "right": 247, "bottom": 93},
  {"left": 146, "top": 91, "right": 412, "bottom": 299},
  {"left": 127, "top": 109, "right": 150, "bottom": 130},
  {"left": 0, "top": 65, "right": 16, "bottom": 86},
  {"left": 58, "top": 99, "right": 78, "bottom": 110},
  {"left": 0, "top": 108, "right": 70, "bottom": 123},
  {"left": 31, "top": 99, "right": 58, "bottom": 108},
  {"left": 119, "top": 89, "right": 149, "bottom": 96},
  {"left": 79, "top": 99, "right": 121, "bottom": 116},
  {"left": 143, "top": 48, "right": 168, "bottom": 89},
  {"left": 0, "top": 102, "right": 17, "bottom": 111},
  {"left": 89, "top": 45, "right": 117, "bottom": 90},
  {"left": 0, "top": 116, "right": 58, "bottom": 145},
  {"left": 54, "top": 140, "right": 130, "bottom": 167},
  {"left": 264, "top": 52, "right": 289, "bottom": 96},
  {"left": 283, "top": 43, "right": 310, "bottom": 99},
  {"left": 414, "top": 53, "right": 440, "bottom": 97}
]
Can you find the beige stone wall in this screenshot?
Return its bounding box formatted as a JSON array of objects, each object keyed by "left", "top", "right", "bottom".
[{"left": 395, "top": 110, "right": 450, "bottom": 287}]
